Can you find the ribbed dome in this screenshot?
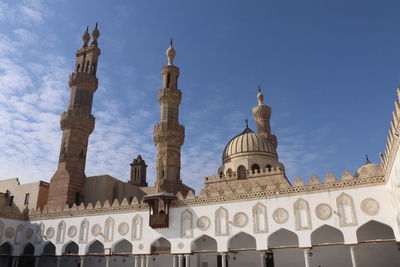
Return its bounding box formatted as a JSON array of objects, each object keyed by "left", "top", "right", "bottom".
[
  {"left": 355, "top": 162, "right": 383, "bottom": 178},
  {"left": 222, "top": 127, "right": 277, "bottom": 162}
]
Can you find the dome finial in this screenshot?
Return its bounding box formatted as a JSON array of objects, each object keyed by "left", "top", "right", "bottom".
[
  {"left": 257, "top": 85, "right": 264, "bottom": 105},
  {"left": 166, "top": 38, "right": 176, "bottom": 66},
  {"left": 365, "top": 154, "right": 371, "bottom": 164},
  {"left": 82, "top": 26, "right": 90, "bottom": 48},
  {"left": 91, "top": 22, "right": 100, "bottom": 46},
  {"left": 245, "top": 119, "right": 249, "bottom": 128}
]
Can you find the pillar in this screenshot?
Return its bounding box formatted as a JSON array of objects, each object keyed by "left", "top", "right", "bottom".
[
  {"left": 105, "top": 255, "right": 110, "bottom": 267},
  {"left": 146, "top": 255, "right": 151, "bottom": 267},
  {"left": 80, "top": 256, "right": 85, "bottom": 267},
  {"left": 172, "top": 255, "right": 178, "bottom": 267},
  {"left": 12, "top": 257, "right": 19, "bottom": 267},
  {"left": 221, "top": 253, "right": 227, "bottom": 267},
  {"left": 141, "top": 255, "right": 145, "bottom": 267},
  {"left": 178, "top": 255, "right": 183, "bottom": 267},
  {"left": 260, "top": 251, "right": 266, "bottom": 267},
  {"left": 349, "top": 245, "right": 358, "bottom": 267},
  {"left": 134, "top": 255, "right": 140, "bottom": 267},
  {"left": 56, "top": 256, "right": 61, "bottom": 267},
  {"left": 35, "top": 256, "right": 40, "bottom": 267},
  {"left": 303, "top": 248, "right": 311, "bottom": 267},
  {"left": 184, "top": 254, "right": 190, "bottom": 267}
]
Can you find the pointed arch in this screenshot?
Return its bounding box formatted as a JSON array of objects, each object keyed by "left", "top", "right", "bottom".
[
  {"left": 253, "top": 202, "right": 268, "bottom": 233},
  {"left": 112, "top": 239, "right": 132, "bottom": 254},
  {"left": 151, "top": 237, "right": 171, "bottom": 254},
  {"left": 215, "top": 207, "right": 229, "bottom": 236},
  {"left": 63, "top": 241, "right": 79, "bottom": 255},
  {"left": 131, "top": 215, "right": 142, "bottom": 240},
  {"left": 56, "top": 220, "right": 66, "bottom": 243},
  {"left": 181, "top": 209, "right": 193, "bottom": 238},
  {"left": 42, "top": 242, "right": 56, "bottom": 255},
  {"left": 0, "top": 241, "right": 13, "bottom": 255},
  {"left": 268, "top": 228, "right": 299, "bottom": 248},
  {"left": 14, "top": 224, "right": 23, "bottom": 245},
  {"left": 87, "top": 240, "right": 104, "bottom": 254},
  {"left": 191, "top": 235, "right": 217, "bottom": 251},
  {"left": 22, "top": 242, "right": 34, "bottom": 255},
  {"left": 79, "top": 219, "right": 89, "bottom": 243},
  {"left": 293, "top": 198, "right": 312, "bottom": 230},
  {"left": 104, "top": 217, "right": 114, "bottom": 242},
  {"left": 228, "top": 232, "right": 256, "bottom": 250},
  {"left": 251, "top": 164, "right": 260, "bottom": 174},
  {"left": 311, "top": 225, "right": 344, "bottom": 245},
  {"left": 237, "top": 165, "right": 246, "bottom": 179},
  {"left": 336, "top": 193, "right": 357, "bottom": 226},
  {"left": 357, "top": 220, "right": 395, "bottom": 241}
]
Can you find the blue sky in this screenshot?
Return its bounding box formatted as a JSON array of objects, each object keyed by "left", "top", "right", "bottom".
[{"left": 0, "top": 0, "right": 399, "bottom": 192}]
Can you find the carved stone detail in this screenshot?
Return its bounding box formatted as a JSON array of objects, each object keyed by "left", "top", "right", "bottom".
[
  {"left": 197, "top": 216, "right": 211, "bottom": 231},
  {"left": 337, "top": 193, "right": 357, "bottom": 227},
  {"left": 273, "top": 208, "right": 289, "bottom": 224},
  {"left": 45, "top": 227, "right": 54, "bottom": 239},
  {"left": 361, "top": 198, "right": 380, "bottom": 216},
  {"left": 178, "top": 242, "right": 184, "bottom": 249},
  {"left": 233, "top": 212, "right": 248, "bottom": 227},
  {"left": 91, "top": 224, "right": 101, "bottom": 236},
  {"left": 315, "top": 203, "right": 332, "bottom": 220},
  {"left": 5, "top": 227, "right": 15, "bottom": 239},
  {"left": 118, "top": 222, "right": 129, "bottom": 236},
  {"left": 68, "top": 226, "right": 77, "bottom": 238}
]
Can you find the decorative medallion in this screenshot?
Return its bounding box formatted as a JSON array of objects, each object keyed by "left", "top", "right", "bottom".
[
  {"left": 315, "top": 203, "right": 332, "bottom": 220},
  {"left": 68, "top": 226, "right": 77, "bottom": 238},
  {"left": 178, "top": 242, "right": 184, "bottom": 249},
  {"left": 26, "top": 228, "right": 34, "bottom": 239},
  {"left": 361, "top": 198, "right": 380, "bottom": 216},
  {"left": 45, "top": 227, "right": 55, "bottom": 239},
  {"left": 91, "top": 224, "right": 101, "bottom": 236},
  {"left": 272, "top": 208, "right": 289, "bottom": 224},
  {"left": 197, "top": 216, "right": 211, "bottom": 230},
  {"left": 5, "top": 227, "right": 15, "bottom": 239},
  {"left": 138, "top": 243, "right": 144, "bottom": 250},
  {"left": 233, "top": 212, "right": 248, "bottom": 227},
  {"left": 118, "top": 222, "right": 129, "bottom": 236}
]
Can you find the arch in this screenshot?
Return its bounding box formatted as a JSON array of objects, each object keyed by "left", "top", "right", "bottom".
[
  {"left": 0, "top": 241, "right": 12, "bottom": 255},
  {"left": 251, "top": 163, "right": 260, "bottom": 174},
  {"left": 311, "top": 225, "right": 344, "bottom": 245},
  {"left": 293, "top": 198, "right": 312, "bottom": 230},
  {"left": 131, "top": 215, "right": 142, "bottom": 240},
  {"left": 181, "top": 209, "right": 193, "bottom": 238},
  {"left": 22, "top": 242, "right": 34, "bottom": 255},
  {"left": 215, "top": 207, "right": 229, "bottom": 236},
  {"left": 79, "top": 219, "right": 89, "bottom": 243},
  {"left": 112, "top": 239, "right": 132, "bottom": 254},
  {"left": 253, "top": 202, "right": 268, "bottom": 233},
  {"left": 226, "top": 168, "right": 233, "bottom": 178},
  {"left": 151, "top": 237, "right": 171, "bottom": 254},
  {"left": 336, "top": 193, "right": 357, "bottom": 226},
  {"left": 191, "top": 235, "right": 217, "bottom": 251},
  {"left": 42, "top": 242, "right": 56, "bottom": 255},
  {"left": 357, "top": 220, "right": 395, "bottom": 241},
  {"left": 268, "top": 228, "right": 299, "bottom": 248},
  {"left": 56, "top": 220, "right": 66, "bottom": 243},
  {"left": 237, "top": 165, "right": 246, "bottom": 179},
  {"left": 228, "top": 232, "right": 256, "bottom": 250},
  {"left": 265, "top": 164, "right": 272, "bottom": 172},
  {"left": 85, "top": 61, "right": 90, "bottom": 72},
  {"left": 14, "top": 224, "right": 23, "bottom": 245},
  {"left": 87, "top": 240, "right": 104, "bottom": 254},
  {"left": 63, "top": 241, "right": 79, "bottom": 255},
  {"left": 76, "top": 63, "right": 80, "bottom": 72},
  {"left": 104, "top": 217, "right": 114, "bottom": 242}
]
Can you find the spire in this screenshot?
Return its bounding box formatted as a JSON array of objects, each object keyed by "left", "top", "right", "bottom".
[
  {"left": 91, "top": 22, "right": 100, "bottom": 47},
  {"left": 257, "top": 85, "right": 264, "bottom": 106},
  {"left": 245, "top": 119, "right": 249, "bottom": 128},
  {"left": 82, "top": 26, "right": 90, "bottom": 48},
  {"left": 166, "top": 38, "right": 176, "bottom": 66},
  {"left": 365, "top": 154, "right": 371, "bottom": 164}
]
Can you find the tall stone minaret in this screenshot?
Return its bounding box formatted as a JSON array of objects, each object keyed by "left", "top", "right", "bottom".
[
  {"left": 47, "top": 25, "right": 101, "bottom": 207},
  {"left": 252, "top": 86, "right": 277, "bottom": 148},
  {"left": 153, "top": 40, "right": 185, "bottom": 194}
]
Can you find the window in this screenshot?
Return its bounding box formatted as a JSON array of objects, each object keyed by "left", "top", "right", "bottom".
[
  {"left": 8, "top": 196, "right": 14, "bottom": 206},
  {"left": 237, "top": 165, "right": 246, "bottom": 179},
  {"left": 24, "top": 193, "right": 30, "bottom": 205},
  {"left": 251, "top": 164, "right": 260, "bottom": 174}
]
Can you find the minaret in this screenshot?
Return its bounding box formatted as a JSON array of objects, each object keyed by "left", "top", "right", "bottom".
[
  {"left": 153, "top": 40, "right": 185, "bottom": 194},
  {"left": 130, "top": 155, "right": 148, "bottom": 187},
  {"left": 47, "top": 25, "right": 101, "bottom": 207},
  {"left": 252, "top": 86, "right": 277, "bottom": 148}
]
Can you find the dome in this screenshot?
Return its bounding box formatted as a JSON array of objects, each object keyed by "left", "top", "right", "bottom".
[
  {"left": 222, "top": 127, "right": 277, "bottom": 163},
  {"left": 355, "top": 162, "right": 383, "bottom": 178}
]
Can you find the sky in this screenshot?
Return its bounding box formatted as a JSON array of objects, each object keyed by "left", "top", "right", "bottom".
[{"left": 0, "top": 0, "right": 399, "bottom": 193}]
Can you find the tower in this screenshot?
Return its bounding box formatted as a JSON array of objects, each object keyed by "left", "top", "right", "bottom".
[
  {"left": 47, "top": 25, "right": 101, "bottom": 207},
  {"left": 252, "top": 86, "right": 277, "bottom": 148},
  {"left": 130, "top": 155, "right": 148, "bottom": 187},
  {"left": 153, "top": 40, "right": 185, "bottom": 194}
]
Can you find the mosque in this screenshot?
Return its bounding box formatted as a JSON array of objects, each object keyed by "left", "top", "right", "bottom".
[{"left": 0, "top": 25, "right": 400, "bottom": 267}]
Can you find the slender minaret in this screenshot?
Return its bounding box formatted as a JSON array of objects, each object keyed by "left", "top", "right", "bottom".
[
  {"left": 153, "top": 40, "right": 185, "bottom": 194},
  {"left": 47, "top": 25, "right": 101, "bottom": 207},
  {"left": 252, "top": 86, "right": 277, "bottom": 148}
]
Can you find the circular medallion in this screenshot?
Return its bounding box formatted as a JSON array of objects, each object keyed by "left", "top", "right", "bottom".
[
  {"left": 361, "top": 198, "right": 380, "bottom": 216},
  {"left": 118, "top": 222, "right": 129, "bottom": 236},
  {"left": 91, "top": 224, "right": 102, "bottom": 236},
  {"left": 46, "top": 227, "right": 55, "bottom": 239},
  {"left": 138, "top": 243, "right": 144, "bottom": 250},
  {"left": 315, "top": 203, "right": 332, "bottom": 220},
  {"left": 5, "top": 227, "right": 15, "bottom": 239},
  {"left": 233, "top": 212, "right": 248, "bottom": 227},
  {"left": 68, "top": 226, "right": 77, "bottom": 238},
  {"left": 178, "top": 242, "right": 184, "bottom": 249},
  {"left": 272, "top": 208, "right": 289, "bottom": 224},
  {"left": 197, "top": 216, "right": 211, "bottom": 230},
  {"left": 26, "top": 228, "right": 34, "bottom": 239}
]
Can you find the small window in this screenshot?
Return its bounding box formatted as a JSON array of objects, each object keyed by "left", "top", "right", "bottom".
[
  {"left": 24, "top": 193, "right": 30, "bottom": 205},
  {"left": 8, "top": 196, "right": 14, "bottom": 206},
  {"left": 251, "top": 164, "right": 260, "bottom": 174},
  {"left": 266, "top": 164, "right": 272, "bottom": 172},
  {"left": 237, "top": 165, "right": 246, "bottom": 179}
]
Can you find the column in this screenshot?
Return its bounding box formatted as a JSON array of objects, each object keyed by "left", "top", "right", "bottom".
[
  {"left": 140, "top": 255, "right": 145, "bottom": 267},
  {"left": 260, "top": 251, "right": 266, "bottom": 267},
  {"left": 146, "top": 255, "right": 151, "bottom": 267},
  {"left": 56, "top": 256, "right": 61, "bottom": 267},
  {"left": 178, "top": 255, "right": 183, "bottom": 267},
  {"left": 349, "top": 245, "right": 358, "bottom": 267},
  {"left": 172, "top": 255, "right": 178, "bottom": 267},
  {"left": 184, "top": 254, "right": 190, "bottom": 267},
  {"left": 12, "top": 257, "right": 19, "bottom": 267},
  {"left": 134, "top": 255, "right": 140, "bottom": 267},
  {"left": 80, "top": 256, "right": 85, "bottom": 267},
  {"left": 303, "top": 249, "right": 311, "bottom": 267},
  {"left": 221, "top": 253, "right": 227, "bottom": 267},
  {"left": 35, "top": 256, "right": 40, "bottom": 267},
  {"left": 105, "top": 255, "right": 110, "bottom": 267}
]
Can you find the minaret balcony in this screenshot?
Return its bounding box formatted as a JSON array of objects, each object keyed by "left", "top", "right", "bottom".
[
  {"left": 69, "top": 72, "right": 98, "bottom": 92},
  {"left": 60, "top": 111, "right": 95, "bottom": 133}
]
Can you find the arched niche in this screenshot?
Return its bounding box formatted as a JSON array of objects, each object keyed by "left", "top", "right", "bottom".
[
  {"left": 181, "top": 209, "right": 193, "bottom": 238},
  {"left": 229, "top": 232, "right": 256, "bottom": 250},
  {"left": 132, "top": 215, "right": 142, "bottom": 240},
  {"left": 268, "top": 228, "right": 299, "bottom": 248},
  {"left": 357, "top": 220, "right": 395, "bottom": 241},
  {"left": 42, "top": 242, "right": 56, "bottom": 255},
  {"left": 0, "top": 242, "right": 12, "bottom": 255},
  {"left": 151, "top": 237, "right": 171, "bottom": 255},
  {"left": 79, "top": 219, "right": 89, "bottom": 243},
  {"left": 56, "top": 220, "right": 66, "bottom": 243},
  {"left": 112, "top": 239, "right": 132, "bottom": 254},
  {"left": 293, "top": 198, "right": 312, "bottom": 230},
  {"left": 336, "top": 193, "right": 357, "bottom": 226},
  {"left": 311, "top": 225, "right": 344, "bottom": 245},
  {"left": 104, "top": 217, "right": 114, "bottom": 242},
  {"left": 87, "top": 240, "right": 105, "bottom": 254},
  {"left": 215, "top": 207, "right": 229, "bottom": 236},
  {"left": 237, "top": 165, "right": 246, "bottom": 179},
  {"left": 22, "top": 243, "right": 34, "bottom": 255},
  {"left": 251, "top": 164, "right": 260, "bottom": 174},
  {"left": 253, "top": 202, "right": 268, "bottom": 233},
  {"left": 63, "top": 241, "right": 79, "bottom": 255},
  {"left": 191, "top": 235, "right": 217, "bottom": 251}
]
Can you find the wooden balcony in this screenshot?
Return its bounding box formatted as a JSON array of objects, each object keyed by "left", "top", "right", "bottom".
[{"left": 149, "top": 214, "right": 169, "bottom": 228}]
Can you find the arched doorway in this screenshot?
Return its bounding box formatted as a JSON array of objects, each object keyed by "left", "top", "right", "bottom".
[
  {"left": 0, "top": 242, "right": 13, "bottom": 267},
  {"left": 62, "top": 241, "right": 79, "bottom": 267},
  {"left": 39, "top": 242, "right": 57, "bottom": 267},
  {"left": 228, "top": 232, "right": 257, "bottom": 267},
  {"left": 191, "top": 235, "right": 218, "bottom": 267},
  {"left": 151, "top": 237, "right": 171, "bottom": 266},
  {"left": 356, "top": 220, "right": 400, "bottom": 267},
  {"left": 86, "top": 240, "right": 106, "bottom": 267},
  {"left": 268, "top": 228, "right": 302, "bottom": 266},
  {"left": 19, "top": 243, "right": 34, "bottom": 267},
  {"left": 112, "top": 239, "right": 134, "bottom": 266}
]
